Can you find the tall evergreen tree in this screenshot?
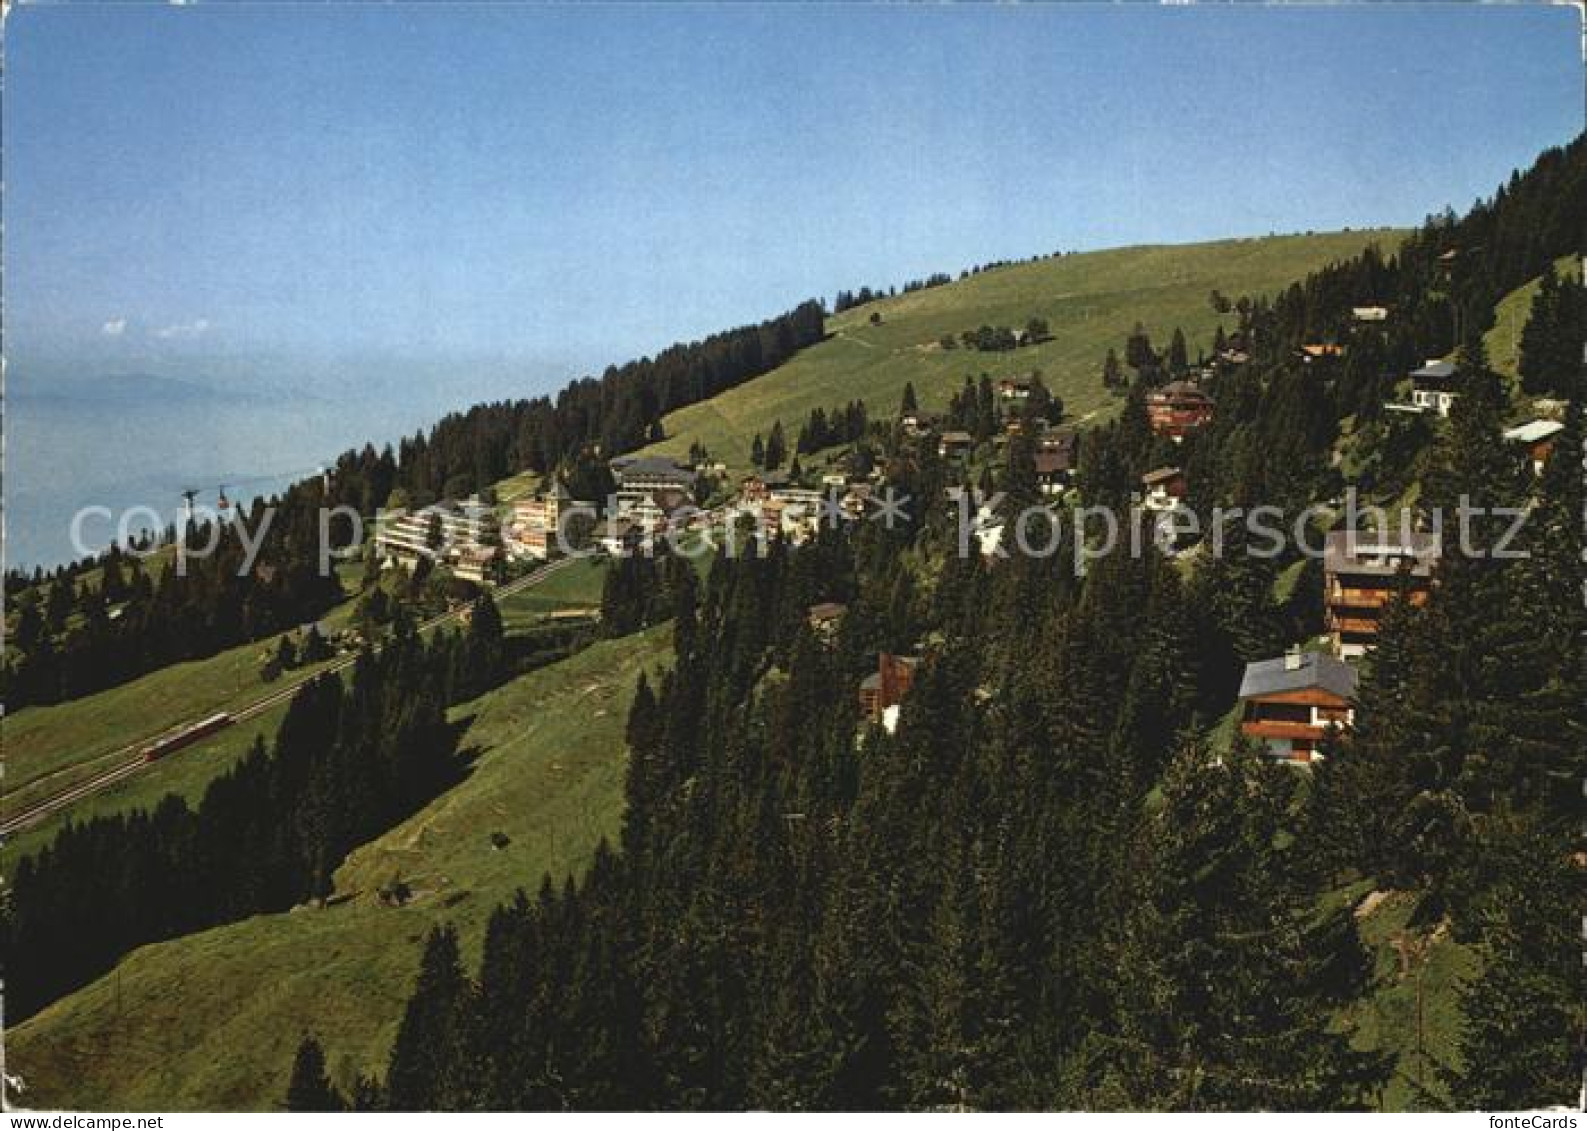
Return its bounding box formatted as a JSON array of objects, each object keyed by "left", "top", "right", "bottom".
[
  {"left": 1099, "top": 741, "right": 1388, "bottom": 1110},
  {"left": 386, "top": 926, "right": 475, "bottom": 1111},
  {"left": 286, "top": 1035, "right": 345, "bottom": 1112}
]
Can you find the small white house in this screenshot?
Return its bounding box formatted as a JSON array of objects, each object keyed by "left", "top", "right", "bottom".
[
  {"left": 1141, "top": 467, "right": 1187, "bottom": 512},
  {"left": 1409, "top": 360, "right": 1459, "bottom": 418}
]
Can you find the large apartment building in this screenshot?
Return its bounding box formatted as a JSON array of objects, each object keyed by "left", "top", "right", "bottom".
[
  {"left": 375, "top": 499, "right": 491, "bottom": 567},
  {"left": 1323, "top": 529, "right": 1438, "bottom": 659}
]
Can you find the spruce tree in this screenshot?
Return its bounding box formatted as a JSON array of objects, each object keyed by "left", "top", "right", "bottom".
[
  {"left": 386, "top": 926, "right": 474, "bottom": 1110},
  {"left": 766, "top": 421, "right": 788, "bottom": 470},
  {"left": 285, "top": 1035, "right": 345, "bottom": 1112},
  {"left": 1102, "top": 348, "right": 1123, "bottom": 390},
  {"left": 1102, "top": 740, "right": 1389, "bottom": 1110},
  {"left": 1447, "top": 821, "right": 1583, "bottom": 1110},
  {"left": 1516, "top": 265, "right": 1559, "bottom": 394},
  {"left": 1167, "top": 327, "right": 1189, "bottom": 375}
]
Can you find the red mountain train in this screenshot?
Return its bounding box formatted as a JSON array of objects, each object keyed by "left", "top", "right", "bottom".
[{"left": 140, "top": 713, "right": 234, "bottom": 762}]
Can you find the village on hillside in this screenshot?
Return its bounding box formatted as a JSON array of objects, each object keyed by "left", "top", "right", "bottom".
[{"left": 366, "top": 311, "right": 1570, "bottom": 755}]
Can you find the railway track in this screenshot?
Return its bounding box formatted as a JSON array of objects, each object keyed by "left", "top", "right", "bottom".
[{"left": 0, "top": 554, "right": 585, "bottom": 838}]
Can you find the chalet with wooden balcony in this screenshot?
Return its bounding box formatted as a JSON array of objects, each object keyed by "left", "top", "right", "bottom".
[
  {"left": 1034, "top": 441, "right": 1077, "bottom": 495},
  {"left": 1238, "top": 649, "right": 1359, "bottom": 762},
  {"left": 740, "top": 473, "right": 769, "bottom": 503},
  {"left": 1145, "top": 380, "right": 1214, "bottom": 440},
  {"left": 1323, "top": 529, "right": 1439, "bottom": 659},
  {"left": 807, "top": 601, "right": 848, "bottom": 639}
]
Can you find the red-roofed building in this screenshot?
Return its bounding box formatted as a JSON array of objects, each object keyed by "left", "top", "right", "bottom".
[{"left": 1146, "top": 381, "right": 1214, "bottom": 440}]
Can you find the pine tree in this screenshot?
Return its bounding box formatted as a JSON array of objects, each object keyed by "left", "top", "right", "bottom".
[
  {"left": 286, "top": 1035, "right": 345, "bottom": 1112},
  {"left": 1125, "top": 323, "right": 1156, "bottom": 373},
  {"left": 1447, "top": 821, "right": 1584, "bottom": 1110},
  {"left": 1516, "top": 266, "right": 1559, "bottom": 394},
  {"left": 766, "top": 421, "right": 788, "bottom": 470},
  {"left": 385, "top": 926, "right": 475, "bottom": 1110},
  {"left": 1102, "top": 348, "right": 1123, "bottom": 390},
  {"left": 1101, "top": 740, "right": 1389, "bottom": 1110},
  {"left": 1515, "top": 265, "right": 1581, "bottom": 398},
  {"left": 1167, "top": 327, "right": 1189, "bottom": 375},
  {"left": 460, "top": 591, "right": 506, "bottom": 698}
]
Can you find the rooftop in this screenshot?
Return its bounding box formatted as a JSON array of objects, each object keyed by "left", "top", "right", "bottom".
[
  {"left": 1410, "top": 359, "right": 1457, "bottom": 381},
  {"left": 1502, "top": 419, "right": 1565, "bottom": 445},
  {"left": 614, "top": 456, "right": 697, "bottom": 484},
  {"left": 1324, "top": 528, "right": 1440, "bottom": 576},
  {"left": 1149, "top": 380, "right": 1212, "bottom": 402},
  {"left": 1238, "top": 651, "right": 1359, "bottom": 702}
]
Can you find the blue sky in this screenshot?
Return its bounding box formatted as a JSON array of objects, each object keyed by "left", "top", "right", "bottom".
[{"left": 6, "top": 3, "right": 1581, "bottom": 392}]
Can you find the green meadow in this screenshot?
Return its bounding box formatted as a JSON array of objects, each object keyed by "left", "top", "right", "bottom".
[
  {"left": 645, "top": 230, "right": 1405, "bottom": 470},
  {"left": 7, "top": 626, "right": 673, "bottom": 1111}
]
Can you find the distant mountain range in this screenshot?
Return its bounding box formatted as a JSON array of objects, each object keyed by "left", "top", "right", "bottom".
[{"left": 12, "top": 372, "right": 297, "bottom": 408}]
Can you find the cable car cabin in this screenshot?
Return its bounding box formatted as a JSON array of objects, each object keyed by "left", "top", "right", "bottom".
[{"left": 141, "top": 713, "right": 233, "bottom": 762}]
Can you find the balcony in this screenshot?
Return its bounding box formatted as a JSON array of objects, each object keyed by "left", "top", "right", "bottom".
[
  {"left": 1242, "top": 719, "right": 1328, "bottom": 741},
  {"left": 1327, "top": 583, "right": 1430, "bottom": 610},
  {"left": 1244, "top": 713, "right": 1345, "bottom": 742},
  {"left": 1328, "top": 614, "right": 1381, "bottom": 637}
]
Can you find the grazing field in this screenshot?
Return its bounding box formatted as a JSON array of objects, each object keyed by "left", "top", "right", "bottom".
[
  {"left": 495, "top": 554, "right": 607, "bottom": 630},
  {"left": 491, "top": 468, "right": 542, "bottom": 504},
  {"left": 1, "top": 612, "right": 351, "bottom": 812},
  {"left": 6, "top": 625, "right": 673, "bottom": 1112},
  {"left": 3, "top": 706, "right": 288, "bottom": 862},
  {"left": 2, "top": 562, "right": 365, "bottom": 804},
  {"left": 644, "top": 229, "right": 1405, "bottom": 470},
  {"left": 2, "top": 546, "right": 602, "bottom": 846}
]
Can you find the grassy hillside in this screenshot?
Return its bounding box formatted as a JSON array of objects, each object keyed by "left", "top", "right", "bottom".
[
  {"left": 495, "top": 555, "right": 607, "bottom": 628},
  {"left": 2, "top": 554, "right": 606, "bottom": 852},
  {"left": 4, "top": 706, "right": 289, "bottom": 863},
  {"left": 645, "top": 229, "right": 1405, "bottom": 470},
  {"left": 4, "top": 231, "right": 1398, "bottom": 841},
  {"left": 1480, "top": 253, "right": 1577, "bottom": 383},
  {"left": 2, "top": 586, "right": 360, "bottom": 813},
  {"left": 7, "top": 626, "right": 672, "bottom": 1111}
]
